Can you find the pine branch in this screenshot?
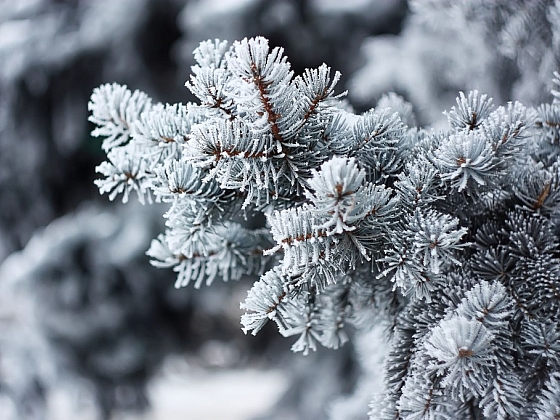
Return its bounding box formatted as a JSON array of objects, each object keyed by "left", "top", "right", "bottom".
[{"left": 89, "top": 35, "right": 560, "bottom": 419}]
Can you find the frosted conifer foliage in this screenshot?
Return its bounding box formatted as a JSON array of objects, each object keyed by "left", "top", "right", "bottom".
[{"left": 90, "top": 36, "right": 560, "bottom": 419}]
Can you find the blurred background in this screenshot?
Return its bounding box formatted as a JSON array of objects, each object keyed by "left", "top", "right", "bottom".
[{"left": 1, "top": 0, "right": 557, "bottom": 419}]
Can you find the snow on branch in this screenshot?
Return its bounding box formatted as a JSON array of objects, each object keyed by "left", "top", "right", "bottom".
[{"left": 90, "top": 36, "right": 560, "bottom": 419}]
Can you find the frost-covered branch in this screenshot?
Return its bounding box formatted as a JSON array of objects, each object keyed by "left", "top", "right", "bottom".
[{"left": 90, "top": 35, "right": 560, "bottom": 420}]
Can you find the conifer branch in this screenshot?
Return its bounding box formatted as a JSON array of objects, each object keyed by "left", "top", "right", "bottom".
[{"left": 88, "top": 35, "right": 560, "bottom": 420}]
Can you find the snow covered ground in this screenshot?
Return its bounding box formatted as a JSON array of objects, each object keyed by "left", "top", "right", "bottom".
[
  {"left": 47, "top": 365, "right": 288, "bottom": 420},
  {"left": 147, "top": 368, "right": 288, "bottom": 420}
]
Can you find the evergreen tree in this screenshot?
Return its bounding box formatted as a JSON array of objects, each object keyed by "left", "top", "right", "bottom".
[
  {"left": 351, "top": 0, "right": 560, "bottom": 124},
  {"left": 90, "top": 34, "right": 560, "bottom": 419}
]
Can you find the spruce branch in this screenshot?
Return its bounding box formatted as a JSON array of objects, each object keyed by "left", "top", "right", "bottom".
[
  {"left": 89, "top": 35, "right": 560, "bottom": 419},
  {"left": 89, "top": 83, "right": 152, "bottom": 152}
]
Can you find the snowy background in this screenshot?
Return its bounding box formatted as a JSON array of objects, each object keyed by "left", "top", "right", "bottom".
[{"left": 5, "top": 0, "right": 555, "bottom": 418}]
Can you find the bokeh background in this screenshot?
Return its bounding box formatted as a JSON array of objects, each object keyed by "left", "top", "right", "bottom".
[{"left": 1, "top": 0, "right": 557, "bottom": 419}]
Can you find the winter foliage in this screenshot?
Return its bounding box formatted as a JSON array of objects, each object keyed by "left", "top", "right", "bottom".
[{"left": 89, "top": 28, "right": 560, "bottom": 418}]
